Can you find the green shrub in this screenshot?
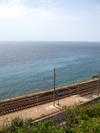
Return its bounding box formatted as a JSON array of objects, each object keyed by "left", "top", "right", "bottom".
[{"left": 92, "top": 75, "right": 98, "bottom": 79}]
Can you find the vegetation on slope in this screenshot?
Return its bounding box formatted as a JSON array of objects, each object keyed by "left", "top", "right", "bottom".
[
  {"left": 92, "top": 75, "right": 98, "bottom": 79},
  {"left": 1, "top": 101, "right": 100, "bottom": 133}
]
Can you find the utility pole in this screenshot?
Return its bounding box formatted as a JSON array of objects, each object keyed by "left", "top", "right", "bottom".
[
  {"left": 36, "top": 89, "right": 39, "bottom": 111},
  {"left": 53, "top": 68, "right": 55, "bottom": 106},
  {"left": 97, "top": 71, "right": 100, "bottom": 96},
  {"left": 78, "top": 80, "right": 80, "bottom": 95}
]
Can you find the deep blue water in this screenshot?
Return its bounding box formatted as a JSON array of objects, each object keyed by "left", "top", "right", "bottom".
[{"left": 0, "top": 41, "right": 100, "bottom": 100}]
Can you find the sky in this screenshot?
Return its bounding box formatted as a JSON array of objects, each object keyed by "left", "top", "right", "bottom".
[{"left": 0, "top": 0, "right": 100, "bottom": 42}]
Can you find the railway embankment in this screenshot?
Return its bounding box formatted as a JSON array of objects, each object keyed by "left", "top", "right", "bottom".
[
  {"left": 0, "top": 78, "right": 99, "bottom": 116},
  {"left": 0, "top": 77, "right": 100, "bottom": 129}
]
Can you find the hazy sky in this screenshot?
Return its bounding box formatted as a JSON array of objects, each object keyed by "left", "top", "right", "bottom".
[{"left": 0, "top": 0, "right": 100, "bottom": 41}]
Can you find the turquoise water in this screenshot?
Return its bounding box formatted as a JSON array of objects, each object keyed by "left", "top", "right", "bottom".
[{"left": 0, "top": 41, "right": 100, "bottom": 100}]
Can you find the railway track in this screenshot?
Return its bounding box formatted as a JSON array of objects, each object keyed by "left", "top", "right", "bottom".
[{"left": 0, "top": 79, "right": 99, "bottom": 115}]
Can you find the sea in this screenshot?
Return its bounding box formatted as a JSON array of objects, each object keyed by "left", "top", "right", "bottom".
[{"left": 0, "top": 41, "right": 100, "bottom": 100}]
